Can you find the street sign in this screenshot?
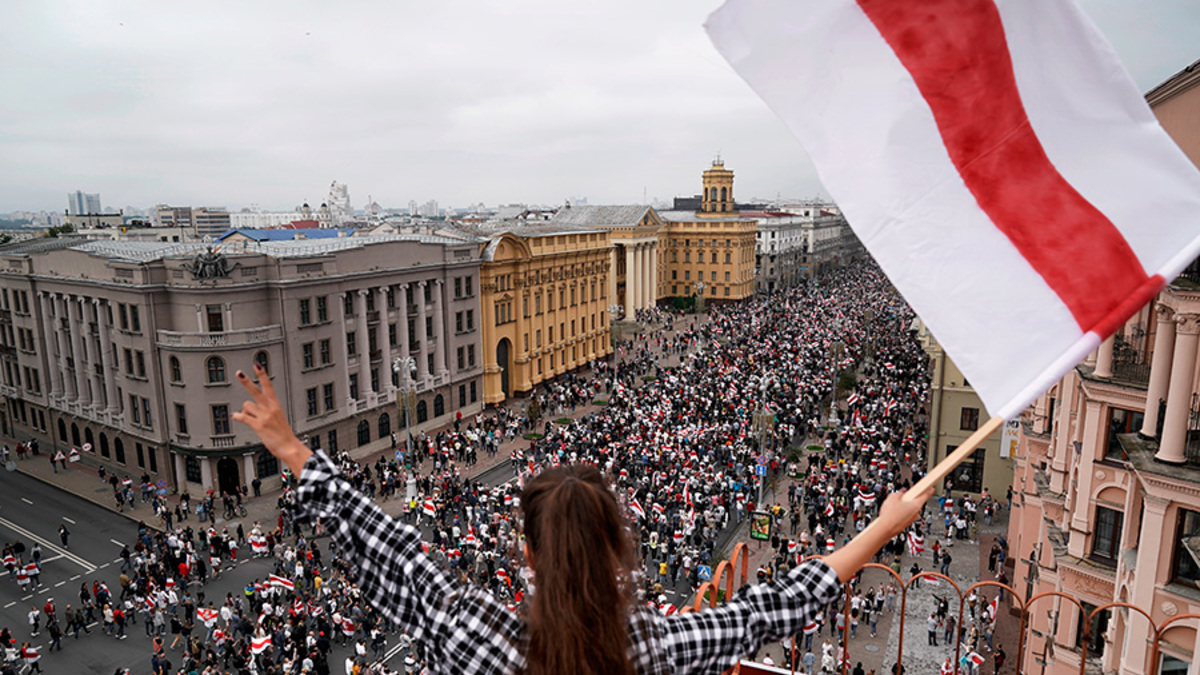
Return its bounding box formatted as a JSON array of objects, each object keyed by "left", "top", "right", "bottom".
[
  {"left": 750, "top": 511, "right": 772, "bottom": 541},
  {"left": 697, "top": 565, "right": 712, "bottom": 582},
  {"left": 757, "top": 454, "right": 767, "bottom": 465},
  {"left": 756, "top": 464, "right": 766, "bottom": 477},
  {"left": 156, "top": 479, "right": 168, "bottom": 496}
]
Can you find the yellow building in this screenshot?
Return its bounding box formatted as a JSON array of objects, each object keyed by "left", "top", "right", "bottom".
[
  {"left": 659, "top": 160, "right": 758, "bottom": 302},
  {"left": 479, "top": 223, "right": 612, "bottom": 404},
  {"left": 916, "top": 319, "right": 1013, "bottom": 498},
  {"left": 548, "top": 205, "right": 663, "bottom": 313}
]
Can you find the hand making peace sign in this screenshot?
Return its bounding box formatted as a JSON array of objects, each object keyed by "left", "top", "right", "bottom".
[{"left": 233, "top": 363, "right": 313, "bottom": 476}]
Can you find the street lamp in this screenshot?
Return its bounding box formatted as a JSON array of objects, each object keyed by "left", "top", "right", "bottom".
[
  {"left": 392, "top": 356, "right": 417, "bottom": 458},
  {"left": 757, "top": 372, "right": 779, "bottom": 506},
  {"left": 828, "top": 339, "right": 844, "bottom": 427},
  {"left": 693, "top": 281, "right": 706, "bottom": 316},
  {"left": 607, "top": 304, "right": 623, "bottom": 392}
]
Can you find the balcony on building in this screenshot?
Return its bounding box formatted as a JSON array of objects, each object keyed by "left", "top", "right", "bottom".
[{"left": 156, "top": 325, "right": 283, "bottom": 348}]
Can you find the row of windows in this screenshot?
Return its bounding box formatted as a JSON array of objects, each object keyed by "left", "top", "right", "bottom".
[
  {"left": 3, "top": 361, "right": 40, "bottom": 393},
  {"left": 670, "top": 285, "right": 735, "bottom": 297},
  {"left": 166, "top": 352, "right": 269, "bottom": 385},
  {"left": 670, "top": 269, "right": 735, "bottom": 283},
  {"left": 2, "top": 289, "right": 31, "bottom": 315},
  {"left": 56, "top": 421, "right": 158, "bottom": 473},
  {"left": 304, "top": 383, "right": 338, "bottom": 418},
  {"left": 675, "top": 251, "right": 733, "bottom": 264}
]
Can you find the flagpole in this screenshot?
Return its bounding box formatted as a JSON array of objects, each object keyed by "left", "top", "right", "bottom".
[{"left": 904, "top": 415, "right": 1004, "bottom": 501}]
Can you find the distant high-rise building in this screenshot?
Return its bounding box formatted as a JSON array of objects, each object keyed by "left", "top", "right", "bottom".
[
  {"left": 326, "top": 181, "right": 353, "bottom": 226},
  {"left": 420, "top": 200, "right": 440, "bottom": 218},
  {"left": 409, "top": 200, "right": 418, "bottom": 217},
  {"left": 193, "top": 208, "right": 231, "bottom": 238},
  {"left": 67, "top": 191, "right": 102, "bottom": 216}
]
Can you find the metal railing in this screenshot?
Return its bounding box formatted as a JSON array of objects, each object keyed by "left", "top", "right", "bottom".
[{"left": 685, "top": 544, "right": 1199, "bottom": 675}]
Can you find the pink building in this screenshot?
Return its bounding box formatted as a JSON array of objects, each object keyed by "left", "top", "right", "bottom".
[{"left": 1008, "top": 59, "right": 1200, "bottom": 675}]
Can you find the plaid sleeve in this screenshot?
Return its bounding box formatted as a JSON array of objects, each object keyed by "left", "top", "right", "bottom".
[
  {"left": 294, "top": 451, "right": 524, "bottom": 674},
  {"left": 661, "top": 558, "right": 841, "bottom": 674}
]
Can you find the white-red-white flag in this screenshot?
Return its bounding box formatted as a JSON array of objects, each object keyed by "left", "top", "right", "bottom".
[
  {"left": 707, "top": 0, "right": 1200, "bottom": 419},
  {"left": 630, "top": 499, "right": 646, "bottom": 520},
  {"left": 251, "top": 636, "right": 272, "bottom": 654},
  {"left": 268, "top": 574, "right": 295, "bottom": 591},
  {"left": 907, "top": 531, "right": 925, "bottom": 556}
]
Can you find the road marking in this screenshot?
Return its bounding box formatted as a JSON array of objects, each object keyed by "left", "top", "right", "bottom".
[
  {"left": 383, "top": 641, "right": 406, "bottom": 663},
  {"left": 61, "top": 517, "right": 75, "bottom": 524},
  {"left": 69, "top": 575, "right": 80, "bottom": 581},
  {"left": 40, "top": 554, "right": 63, "bottom": 565},
  {"left": 21, "top": 595, "right": 32, "bottom": 601},
  {"left": 112, "top": 558, "right": 122, "bottom": 564},
  {"left": 110, "top": 539, "right": 124, "bottom": 547},
  {"left": 98, "top": 563, "right": 110, "bottom": 569},
  {"left": 3, "top": 602, "right": 13, "bottom": 608},
  {"left": 0, "top": 515, "right": 97, "bottom": 573},
  {"left": 54, "top": 581, "right": 65, "bottom": 587},
  {"left": 19, "top": 498, "right": 32, "bottom": 505}
]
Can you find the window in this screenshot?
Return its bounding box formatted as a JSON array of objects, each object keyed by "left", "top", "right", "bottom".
[
  {"left": 454, "top": 277, "right": 462, "bottom": 298},
  {"left": 130, "top": 394, "right": 140, "bottom": 425},
  {"left": 427, "top": 352, "right": 435, "bottom": 377},
  {"left": 466, "top": 310, "right": 475, "bottom": 331},
  {"left": 960, "top": 407, "right": 980, "bottom": 431},
  {"left": 944, "top": 445, "right": 985, "bottom": 493},
  {"left": 169, "top": 356, "right": 182, "bottom": 382},
  {"left": 1075, "top": 601, "right": 1109, "bottom": 657},
  {"left": 136, "top": 351, "right": 146, "bottom": 378},
  {"left": 206, "top": 305, "right": 224, "bottom": 332},
  {"left": 1092, "top": 507, "right": 1122, "bottom": 562},
  {"left": 456, "top": 311, "right": 464, "bottom": 333},
  {"left": 175, "top": 404, "right": 188, "bottom": 435},
  {"left": 344, "top": 293, "right": 354, "bottom": 316},
  {"left": 378, "top": 413, "right": 390, "bottom": 439},
  {"left": 257, "top": 452, "right": 280, "bottom": 478},
  {"left": 724, "top": 286, "right": 731, "bottom": 296},
  {"left": 347, "top": 332, "right": 357, "bottom": 356},
  {"left": 320, "top": 339, "right": 331, "bottom": 365},
  {"left": 725, "top": 271, "right": 731, "bottom": 282},
  {"left": 357, "top": 420, "right": 370, "bottom": 446},
  {"left": 306, "top": 388, "right": 318, "bottom": 417},
  {"left": 470, "top": 381, "right": 477, "bottom": 403},
  {"left": 206, "top": 356, "right": 226, "bottom": 383},
  {"left": 365, "top": 292, "right": 375, "bottom": 312},
  {"left": 299, "top": 298, "right": 311, "bottom": 325},
  {"left": 349, "top": 373, "right": 359, "bottom": 400},
  {"left": 142, "top": 398, "right": 152, "bottom": 429},
  {"left": 371, "top": 368, "right": 379, "bottom": 393},
  {"left": 457, "top": 346, "right": 465, "bottom": 370},
  {"left": 459, "top": 385, "right": 467, "bottom": 408},
  {"left": 185, "top": 457, "right": 201, "bottom": 483},
  {"left": 328, "top": 429, "right": 338, "bottom": 454},
  {"left": 1105, "top": 408, "right": 1143, "bottom": 460},
  {"left": 389, "top": 323, "right": 397, "bottom": 346},
  {"left": 465, "top": 277, "right": 473, "bottom": 297},
  {"left": 417, "top": 400, "right": 428, "bottom": 423},
  {"left": 303, "top": 343, "right": 315, "bottom": 368},
  {"left": 119, "top": 304, "right": 128, "bottom": 330},
  {"left": 124, "top": 348, "right": 133, "bottom": 375},
  {"left": 129, "top": 305, "right": 140, "bottom": 333},
  {"left": 468, "top": 344, "right": 475, "bottom": 367},
  {"left": 323, "top": 383, "right": 335, "bottom": 411},
  {"left": 255, "top": 351, "right": 269, "bottom": 373},
  {"left": 433, "top": 394, "right": 445, "bottom": 417},
  {"left": 135, "top": 443, "right": 145, "bottom": 469},
  {"left": 426, "top": 316, "right": 434, "bottom": 338},
  {"left": 711, "top": 252, "right": 718, "bottom": 263},
  {"left": 212, "top": 405, "right": 230, "bottom": 435},
  {"left": 316, "top": 296, "right": 328, "bottom": 322},
  {"left": 1173, "top": 508, "right": 1200, "bottom": 585}
]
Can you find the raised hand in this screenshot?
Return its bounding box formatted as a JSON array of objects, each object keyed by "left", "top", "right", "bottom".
[{"left": 233, "top": 363, "right": 312, "bottom": 476}]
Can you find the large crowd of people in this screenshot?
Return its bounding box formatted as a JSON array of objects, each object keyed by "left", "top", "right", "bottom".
[{"left": 0, "top": 262, "right": 1009, "bottom": 674}]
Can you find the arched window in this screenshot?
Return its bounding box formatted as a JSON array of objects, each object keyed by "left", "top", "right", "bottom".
[
  {"left": 57, "top": 418, "right": 67, "bottom": 442},
  {"left": 357, "top": 420, "right": 370, "bottom": 447},
  {"left": 378, "top": 413, "right": 391, "bottom": 440},
  {"left": 720, "top": 187, "right": 727, "bottom": 202},
  {"left": 114, "top": 438, "right": 126, "bottom": 465},
  {"left": 416, "top": 400, "right": 428, "bottom": 423},
  {"left": 206, "top": 356, "right": 226, "bottom": 383},
  {"left": 169, "top": 356, "right": 182, "bottom": 382},
  {"left": 71, "top": 423, "right": 80, "bottom": 447},
  {"left": 254, "top": 351, "right": 269, "bottom": 374},
  {"left": 99, "top": 433, "right": 110, "bottom": 459},
  {"left": 709, "top": 187, "right": 718, "bottom": 201},
  {"left": 433, "top": 394, "right": 445, "bottom": 418},
  {"left": 85, "top": 428, "right": 94, "bottom": 448}
]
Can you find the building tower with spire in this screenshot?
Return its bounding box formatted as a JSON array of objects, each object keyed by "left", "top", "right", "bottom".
[{"left": 700, "top": 157, "right": 735, "bottom": 214}]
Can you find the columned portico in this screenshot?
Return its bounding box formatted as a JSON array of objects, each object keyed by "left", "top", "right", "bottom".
[
  {"left": 624, "top": 245, "right": 637, "bottom": 311},
  {"left": 433, "top": 279, "right": 447, "bottom": 378},
  {"left": 355, "top": 289, "right": 370, "bottom": 401},
  {"left": 378, "top": 286, "right": 392, "bottom": 394},
  {"left": 416, "top": 281, "right": 429, "bottom": 385}
]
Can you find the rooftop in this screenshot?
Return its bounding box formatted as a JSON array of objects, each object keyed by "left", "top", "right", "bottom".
[{"left": 548, "top": 204, "right": 655, "bottom": 229}]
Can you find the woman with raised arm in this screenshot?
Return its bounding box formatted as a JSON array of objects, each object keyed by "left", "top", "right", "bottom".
[{"left": 233, "top": 363, "right": 929, "bottom": 675}]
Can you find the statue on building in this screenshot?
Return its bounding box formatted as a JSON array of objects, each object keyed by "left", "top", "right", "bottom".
[{"left": 185, "top": 246, "right": 236, "bottom": 280}]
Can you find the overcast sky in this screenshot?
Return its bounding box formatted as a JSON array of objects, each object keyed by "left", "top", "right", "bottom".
[{"left": 1, "top": 0, "right": 1197, "bottom": 214}]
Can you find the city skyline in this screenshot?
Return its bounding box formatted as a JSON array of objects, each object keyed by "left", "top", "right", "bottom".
[{"left": 1, "top": 0, "right": 1197, "bottom": 213}]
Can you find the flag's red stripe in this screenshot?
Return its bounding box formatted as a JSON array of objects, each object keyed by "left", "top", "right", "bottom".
[{"left": 856, "top": 0, "right": 1153, "bottom": 333}]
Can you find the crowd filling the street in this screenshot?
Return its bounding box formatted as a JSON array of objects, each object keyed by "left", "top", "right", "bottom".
[{"left": 0, "top": 263, "right": 1013, "bottom": 675}]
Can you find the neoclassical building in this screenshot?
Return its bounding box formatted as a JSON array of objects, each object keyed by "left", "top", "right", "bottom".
[
  {"left": 1006, "top": 58, "right": 1200, "bottom": 675},
  {"left": 0, "top": 235, "right": 484, "bottom": 494},
  {"left": 546, "top": 205, "right": 661, "bottom": 314},
  {"left": 477, "top": 221, "right": 612, "bottom": 404}
]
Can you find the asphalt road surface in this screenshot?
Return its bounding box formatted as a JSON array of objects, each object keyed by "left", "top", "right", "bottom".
[{"left": 0, "top": 470, "right": 384, "bottom": 675}]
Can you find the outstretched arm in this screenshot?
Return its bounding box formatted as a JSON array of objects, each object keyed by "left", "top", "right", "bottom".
[
  {"left": 232, "top": 365, "right": 312, "bottom": 476},
  {"left": 825, "top": 488, "right": 930, "bottom": 582}
]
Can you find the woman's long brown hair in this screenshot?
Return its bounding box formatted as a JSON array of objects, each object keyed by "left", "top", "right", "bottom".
[{"left": 520, "top": 464, "right": 636, "bottom": 675}]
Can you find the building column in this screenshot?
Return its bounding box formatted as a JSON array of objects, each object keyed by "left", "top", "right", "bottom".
[
  {"left": 173, "top": 453, "right": 187, "bottom": 493},
  {"left": 1122, "top": 495, "right": 1169, "bottom": 674},
  {"left": 223, "top": 303, "right": 233, "bottom": 332},
  {"left": 95, "top": 299, "right": 117, "bottom": 412},
  {"left": 624, "top": 245, "right": 636, "bottom": 312},
  {"left": 1141, "top": 305, "right": 1176, "bottom": 437},
  {"left": 1156, "top": 314, "right": 1200, "bottom": 464},
  {"left": 649, "top": 242, "right": 658, "bottom": 308},
  {"left": 200, "top": 457, "right": 213, "bottom": 491},
  {"left": 1068, "top": 400, "right": 1104, "bottom": 551},
  {"left": 609, "top": 247, "right": 618, "bottom": 307},
  {"left": 39, "top": 293, "right": 61, "bottom": 399},
  {"left": 355, "top": 289, "right": 370, "bottom": 400},
  {"left": 378, "top": 287, "right": 392, "bottom": 393},
  {"left": 68, "top": 298, "right": 89, "bottom": 406},
  {"left": 58, "top": 296, "right": 76, "bottom": 400},
  {"left": 242, "top": 453, "right": 256, "bottom": 486},
  {"left": 416, "top": 281, "right": 429, "bottom": 384},
  {"left": 79, "top": 298, "right": 96, "bottom": 407},
  {"left": 639, "top": 243, "right": 649, "bottom": 310},
  {"left": 195, "top": 304, "right": 205, "bottom": 332},
  {"left": 1094, "top": 334, "right": 1115, "bottom": 378},
  {"left": 433, "top": 279, "right": 448, "bottom": 377}
]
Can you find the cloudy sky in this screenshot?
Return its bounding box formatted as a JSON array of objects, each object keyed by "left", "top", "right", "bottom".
[{"left": 1, "top": 0, "right": 1198, "bottom": 213}]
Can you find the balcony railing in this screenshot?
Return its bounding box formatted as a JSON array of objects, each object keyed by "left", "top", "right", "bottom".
[
  {"left": 686, "top": 543, "right": 1199, "bottom": 675},
  {"left": 157, "top": 325, "right": 283, "bottom": 348},
  {"left": 1111, "top": 329, "right": 1150, "bottom": 386}
]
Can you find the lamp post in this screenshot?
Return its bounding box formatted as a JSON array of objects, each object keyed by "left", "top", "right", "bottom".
[
  {"left": 828, "top": 338, "right": 844, "bottom": 427},
  {"left": 757, "top": 372, "right": 778, "bottom": 506},
  {"left": 607, "top": 304, "right": 623, "bottom": 392},
  {"left": 693, "top": 281, "right": 706, "bottom": 316},
  {"left": 392, "top": 356, "right": 417, "bottom": 458}
]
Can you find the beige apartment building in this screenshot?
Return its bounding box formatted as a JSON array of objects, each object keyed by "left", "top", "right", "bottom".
[
  {"left": 1006, "top": 58, "right": 1200, "bottom": 675},
  {"left": 0, "top": 235, "right": 484, "bottom": 495}
]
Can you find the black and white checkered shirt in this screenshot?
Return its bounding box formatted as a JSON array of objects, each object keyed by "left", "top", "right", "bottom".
[{"left": 296, "top": 451, "right": 840, "bottom": 675}]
